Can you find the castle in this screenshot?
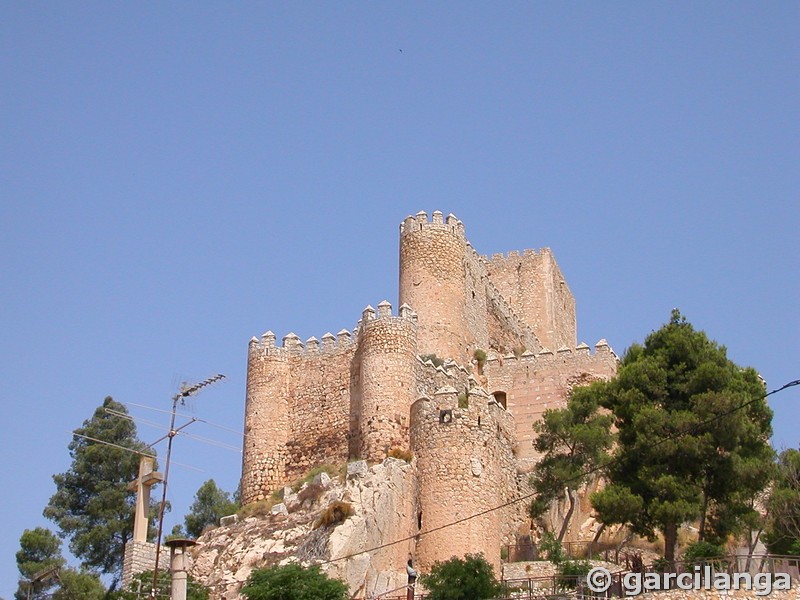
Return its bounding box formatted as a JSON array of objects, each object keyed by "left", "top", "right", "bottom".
[{"left": 240, "top": 211, "right": 617, "bottom": 574}]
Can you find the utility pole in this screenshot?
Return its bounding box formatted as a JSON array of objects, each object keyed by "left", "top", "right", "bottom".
[{"left": 150, "top": 374, "right": 225, "bottom": 599}]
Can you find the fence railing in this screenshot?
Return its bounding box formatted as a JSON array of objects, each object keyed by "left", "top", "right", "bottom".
[
  {"left": 362, "top": 554, "right": 800, "bottom": 600},
  {"left": 505, "top": 541, "right": 620, "bottom": 563}
]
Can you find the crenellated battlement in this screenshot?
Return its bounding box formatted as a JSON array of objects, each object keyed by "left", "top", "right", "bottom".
[
  {"left": 248, "top": 328, "right": 357, "bottom": 358},
  {"left": 358, "top": 300, "right": 417, "bottom": 330},
  {"left": 247, "top": 300, "right": 419, "bottom": 361},
  {"left": 481, "top": 247, "right": 552, "bottom": 268},
  {"left": 399, "top": 209, "right": 465, "bottom": 238},
  {"left": 484, "top": 338, "right": 617, "bottom": 366},
  {"left": 411, "top": 385, "right": 515, "bottom": 438}
]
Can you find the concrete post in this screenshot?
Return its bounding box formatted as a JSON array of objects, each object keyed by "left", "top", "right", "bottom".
[{"left": 165, "top": 539, "right": 196, "bottom": 600}]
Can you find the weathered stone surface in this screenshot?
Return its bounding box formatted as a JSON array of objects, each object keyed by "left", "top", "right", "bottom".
[
  {"left": 347, "top": 460, "right": 368, "bottom": 479},
  {"left": 191, "top": 459, "right": 415, "bottom": 600},
  {"left": 270, "top": 503, "right": 288, "bottom": 516}
]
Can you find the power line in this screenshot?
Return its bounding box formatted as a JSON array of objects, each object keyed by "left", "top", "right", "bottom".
[
  {"left": 124, "top": 401, "right": 245, "bottom": 437},
  {"left": 68, "top": 433, "right": 204, "bottom": 473},
  {"left": 319, "top": 378, "right": 799, "bottom": 566},
  {"left": 105, "top": 409, "right": 242, "bottom": 453}
]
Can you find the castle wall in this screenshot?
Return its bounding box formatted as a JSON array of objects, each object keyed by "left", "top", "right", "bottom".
[
  {"left": 241, "top": 331, "right": 355, "bottom": 504},
  {"left": 356, "top": 301, "right": 418, "bottom": 461},
  {"left": 484, "top": 249, "right": 577, "bottom": 350},
  {"left": 410, "top": 387, "right": 519, "bottom": 576},
  {"left": 483, "top": 341, "right": 617, "bottom": 469}
]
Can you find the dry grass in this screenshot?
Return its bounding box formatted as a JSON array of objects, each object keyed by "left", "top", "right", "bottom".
[
  {"left": 238, "top": 498, "right": 278, "bottom": 519},
  {"left": 387, "top": 447, "right": 413, "bottom": 462},
  {"left": 314, "top": 501, "right": 353, "bottom": 529}
]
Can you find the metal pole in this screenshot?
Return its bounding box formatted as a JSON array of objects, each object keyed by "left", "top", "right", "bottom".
[
  {"left": 150, "top": 393, "right": 179, "bottom": 598},
  {"left": 149, "top": 375, "right": 225, "bottom": 598}
]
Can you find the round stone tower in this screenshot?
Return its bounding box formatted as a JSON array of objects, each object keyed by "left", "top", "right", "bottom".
[
  {"left": 399, "top": 210, "right": 470, "bottom": 363},
  {"left": 409, "top": 386, "right": 518, "bottom": 576},
  {"left": 240, "top": 332, "right": 291, "bottom": 505},
  {"left": 357, "top": 301, "right": 418, "bottom": 462}
]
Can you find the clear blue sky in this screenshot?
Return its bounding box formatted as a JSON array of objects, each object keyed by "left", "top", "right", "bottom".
[{"left": 1, "top": 2, "right": 797, "bottom": 593}]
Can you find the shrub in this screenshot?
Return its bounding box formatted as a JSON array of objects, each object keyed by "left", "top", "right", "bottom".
[
  {"left": 387, "top": 447, "right": 413, "bottom": 462},
  {"left": 682, "top": 541, "right": 726, "bottom": 569},
  {"left": 241, "top": 564, "right": 348, "bottom": 600},
  {"left": 315, "top": 501, "right": 353, "bottom": 529},
  {"left": 419, "top": 553, "right": 502, "bottom": 600},
  {"left": 473, "top": 348, "right": 487, "bottom": 375},
  {"left": 557, "top": 559, "right": 592, "bottom": 590},
  {"left": 458, "top": 391, "right": 469, "bottom": 408},
  {"left": 238, "top": 499, "right": 277, "bottom": 519},
  {"left": 539, "top": 532, "right": 566, "bottom": 564}
]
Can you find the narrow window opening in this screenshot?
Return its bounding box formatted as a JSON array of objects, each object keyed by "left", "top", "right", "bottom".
[{"left": 492, "top": 391, "right": 508, "bottom": 410}]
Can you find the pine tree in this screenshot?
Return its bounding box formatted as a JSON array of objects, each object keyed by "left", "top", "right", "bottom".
[
  {"left": 44, "top": 397, "right": 152, "bottom": 583},
  {"left": 590, "top": 310, "right": 773, "bottom": 562}
]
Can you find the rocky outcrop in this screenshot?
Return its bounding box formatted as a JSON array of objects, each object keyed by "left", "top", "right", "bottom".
[{"left": 190, "top": 458, "right": 415, "bottom": 599}]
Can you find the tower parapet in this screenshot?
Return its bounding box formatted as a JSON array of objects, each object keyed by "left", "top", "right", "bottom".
[{"left": 356, "top": 300, "right": 418, "bottom": 461}]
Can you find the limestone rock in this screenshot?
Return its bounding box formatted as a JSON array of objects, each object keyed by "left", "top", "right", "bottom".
[
  {"left": 190, "top": 459, "right": 416, "bottom": 600},
  {"left": 347, "top": 460, "right": 368, "bottom": 479}
]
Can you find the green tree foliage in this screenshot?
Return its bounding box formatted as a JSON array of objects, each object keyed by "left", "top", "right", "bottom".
[
  {"left": 419, "top": 553, "right": 502, "bottom": 600},
  {"left": 184, "top": 479, "right": 238, "bottom": 538},
  {"left": 110, "top": 570, "right": 209, "bottom": 600},
  {"left": 51, "top": 570, "right": 105, "bottom": 600},
  {"left": 590, "top": 310, "right": 773, "bottom": 562},
  {"left": 15, "top": 527, "right": 65, "bottom": 600},
  {"left": 15, "top": 528, "right": 105, "bottom": 600},
  {"left": 682, "top": 541, "right": 726, "bottom": 568},
  {"left": 764, "top": 448, "right": 800, "bottom": 555},
  {"left": 241, "top": 564, "right": 348, "bottom": 600},
  {"left": 43, "top": 396, "right": 152, "bottom": 583},
  {"left": 529, "top": 386, "right": 613, "bottom": 541}
]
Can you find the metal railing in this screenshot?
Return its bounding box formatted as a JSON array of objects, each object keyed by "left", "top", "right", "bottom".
[{"left": 361, "top": 554, "right": 800, "bottom": 600}]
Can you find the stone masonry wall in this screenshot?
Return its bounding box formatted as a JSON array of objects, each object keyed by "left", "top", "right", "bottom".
[
  {"left": 484, "top": 341, "right": 618, "bottom": 468},
  {"left": 414, "top": 356, "right": 472, "bottom": 400},
  {"left": 399, "top": 211, "right": 471, "bottom": 363},
  {"left": 121, "top": 540, "right": 157, "bottom": 588},
  {"left": 465, "top": 242, "right": 542, "bottom": 356},
  {"left": 356, "top": 301, "right": 418, "bottom": 461},
  {"left": 410, "top": 386, "right": 519, "bottom": 577},
  {"left": 484, "top": 249, "right": 577, "bottom": 351}
]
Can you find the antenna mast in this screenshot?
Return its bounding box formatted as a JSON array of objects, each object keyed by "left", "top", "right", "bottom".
[{"left": 150, "top": 374, "right": 225, "bottom": 598}]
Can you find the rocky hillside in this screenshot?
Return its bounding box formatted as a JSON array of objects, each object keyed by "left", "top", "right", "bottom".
[{"left": 190, "top": 458, "right": 417, "bottom": 599}]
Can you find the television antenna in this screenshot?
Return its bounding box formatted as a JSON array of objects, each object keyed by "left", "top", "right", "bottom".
[{"left": 150, "top": 374, "right": 226, "bottom": 598}]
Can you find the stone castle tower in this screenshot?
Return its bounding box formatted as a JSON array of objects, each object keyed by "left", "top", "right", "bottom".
[{"left": 240, "top": 211, "right": 617, "bottom": 573}]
